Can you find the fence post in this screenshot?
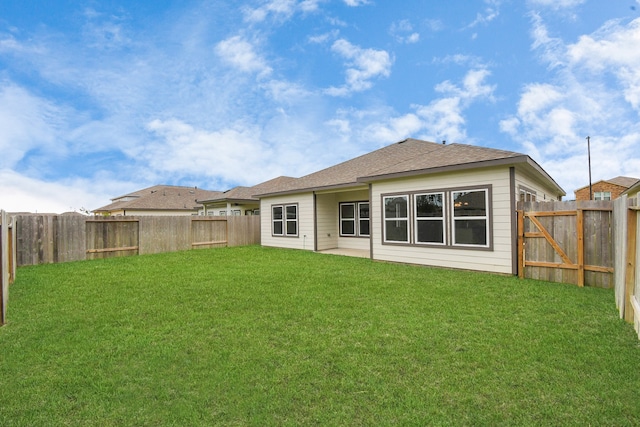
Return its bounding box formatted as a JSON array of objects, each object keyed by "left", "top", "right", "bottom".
[
  {"left": 576, "top": 208, "right": 585, "bottom": 287},
  {"left": 625, "top": 206, "right": 638, "bottom": 323},
  {"left": 517, "top": 208, "right": 524, "bottom": 279},
  {"left": 1, "top": 210, "right": 9, "bottom": 325}
]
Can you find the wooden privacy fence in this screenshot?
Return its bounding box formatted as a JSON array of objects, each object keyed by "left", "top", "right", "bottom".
[
  {"left": 613, "top": 196, "right": 640, "bottom": 339},
  {"left": 15, "top": 214, "right": 261, "bottom": 266},
  {"left": 517, "top": 201, "right": 614, "bottom": 288},
  {"left": 1, "top": 210, "right": 18, "bottom": 326}
]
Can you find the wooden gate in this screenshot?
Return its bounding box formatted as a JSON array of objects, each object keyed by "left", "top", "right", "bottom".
[{"left": 517, "top": 201, "right": 614, "bottom": 288}]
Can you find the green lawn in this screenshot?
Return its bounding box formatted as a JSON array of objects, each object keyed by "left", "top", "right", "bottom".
[{"left": 1, "top": 246, "right": 639, "bottom": 426}]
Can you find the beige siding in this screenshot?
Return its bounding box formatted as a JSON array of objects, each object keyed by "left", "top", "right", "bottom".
[
  {"left": 202, "top": 202, "right": 259, "bottom": 216},
  {"left": 371, "top": 167, "right": 514, "bottom": 274},
  {"left": 260, "top": 193, "right": 315, "bottom": 251},
  {"left": 514, "top": 166, "right": 563, "bottom": 202},
  {"left": 334, "top": 189, "right": 370, "bottom": 251},
  {"left": 316, "top": 193, "right": 338, "bottom": 251}
]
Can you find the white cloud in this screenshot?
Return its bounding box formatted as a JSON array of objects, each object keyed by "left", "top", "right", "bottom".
[
  {"left": 390, "top": 20, "right": 420, "bottom": 44},
  {"left": 243, "top": 0, "right": 323, "bottom": 23},
  {"left": 528, "top": 0, "right": 586, "bottom": 10},
  {"left": 343, "top": 0, "right": 369, "bottom": 6},
  {"left": 308, "top": 29, "right": 340, "bottom": 44},
  {"left": 467, "top": 0, "right": 501, "bottom": 28},
  {"left": 432, "top": 69, "right": 496, "bottom": 111},
  {"left": 0, "top": 169, "right": 111, "bottom": 214},
  {"left": 326, "top": 39, "right": 393, "bottom": 96},
  {"left": 501, "top": 15, "right": 640, "bottom": 196},
  {"left": 214, "top": 35, "right": 273, "bottom": 77},
  {"left": 0, "top": 83, "right": 63, "bottom": 169},
  {"left": 356, "top": 68, "right": 496, "bottom": 144},
  {"left": 567, "top": 18, "right": 640, "bottom": 110},
  {"left": 529, "top": 13, "right": 567, "bottom": 68},
  {"left": 143, "top": 119, "right": 288, "bottom": 187}
]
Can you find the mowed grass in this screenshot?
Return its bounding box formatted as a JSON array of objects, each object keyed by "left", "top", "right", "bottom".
[{"left": 1, "top": 246, "right": 639, "bottom": 426}]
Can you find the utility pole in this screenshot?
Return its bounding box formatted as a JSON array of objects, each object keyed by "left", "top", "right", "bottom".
[{"left": 587, "top": 136, "right": 593, "bottom": 200}]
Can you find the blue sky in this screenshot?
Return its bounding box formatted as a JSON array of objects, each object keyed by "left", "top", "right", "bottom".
[{"left": 1, "top": 0, "right": 640, "bottom": 213}]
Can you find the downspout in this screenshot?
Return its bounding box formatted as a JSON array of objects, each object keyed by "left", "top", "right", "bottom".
[
  {"left": 313, "top": 192, "right": 318, "bottom": 252},
  {"left": 509, "top": 167, "right": 518, "bottom": 276},
  {"left": 369, "top": 183, "right": 374, "bottom": 260}
]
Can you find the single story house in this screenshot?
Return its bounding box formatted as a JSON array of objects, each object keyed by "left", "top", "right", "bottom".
[
  {"left": 197, "top": 176, "right": 295, "bottom": 217},
  {"left": 574, "top": 176, "right": 639, "bottom": 201},
  {"left": 255, "top": 138, "right": 565, "bottom": 275},
  {"left": 93, "top": 185, "right": 223, "bottom": 216}
]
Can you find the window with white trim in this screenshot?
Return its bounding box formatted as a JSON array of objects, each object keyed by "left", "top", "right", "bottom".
[
  {"left": 340, "top": 203, "right": 356, "bottom": 236},
  {"left": 414, "top": 192, "right": 445, "bottom": 245},
  {"left": 272, "top": 204, "right": 298, "bottom": 237},
  {"left": 359, "top": 202, "right": 370, "bottom": 236},
  {"left": 519, "top": 188, "right": 537, "bottom": 202},
  {"left": 452, "top": 190, "right": 489, "bottom": 247},
  {"left": 594, "top": 191, "right": 611, "bottom": 201},
  {"left": 339, "top": 202, "right": 370, "bottom": 237},
  {"left": 383, "top": 195, "right": 409, "bottom": 243}
]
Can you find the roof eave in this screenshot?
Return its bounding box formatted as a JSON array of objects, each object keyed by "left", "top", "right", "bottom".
[
  {"left": 622, "top": 180, "right": 640, "bottom": 196},
  {"left": 255, "top": 182, "right": 367, "bottom": 198},
  {"left": 199, "top": 197, "right": 259, "bottom": 204},
  {"left": 357, "top": 155, "right": 566, "bottom": 196},
  {"left": 357, "top": 156, "right": 526, "bottom": 182}
]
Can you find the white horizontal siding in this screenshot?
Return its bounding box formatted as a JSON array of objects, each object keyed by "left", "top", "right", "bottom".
[
  {"left": 317, "top": 189, "right": 370, "bottom": 251},
  {"left": 316, "top": 193, "right": 338, "bottom": 251},
  {"left": 334, "top": 189, "right": 370, "bottom": 251},
  {"left": 371, "top": 167, "right": 514, "bottom": 274},
  {"left": 515, "top": 166, "right": 564, "bottom": 201},
  {"left": 260, "top": 193, "right": 315, "bottom": 251}
]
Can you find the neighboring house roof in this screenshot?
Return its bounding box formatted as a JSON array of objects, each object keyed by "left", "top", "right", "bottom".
[
  {"left": 93, "top": 185, "right": 223, "bottom": 213},
  {"left": 256, "top": 138, "right": 565, "bottom": 197},
  {"left": 198, "top": 176, "right": 297, "bottom": 204},
  {"left": 575, "top": 176, "right": 640, "bottom": 192}
]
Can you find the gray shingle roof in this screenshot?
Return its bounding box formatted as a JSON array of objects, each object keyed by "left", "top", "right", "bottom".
[
  {"left": 607, "top": 176, "right": 639, "bottom": 188},
  {"left": 93, "top": 185, "right": 223, "bottom": 213},
  {"left": 198, "top": 176, "right": 297, "bottom": 203},
  {"left": 575, "top": 176, "right": 640, "bottom": 192},
  {"left": 255, "top": 138, "right": 563, "bottom": 196}
]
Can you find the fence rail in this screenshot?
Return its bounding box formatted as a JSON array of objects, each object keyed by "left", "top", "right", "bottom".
[{"left": 15, "top": 214, "right": 260, "bottom": 266}]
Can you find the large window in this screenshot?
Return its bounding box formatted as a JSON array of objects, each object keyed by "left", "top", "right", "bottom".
[
  {"left": 382, "top": 186, "right": 491, "bottom": 249},
  {"left": 272, "top": 204, "right": 298, "bottom": 236},
  {"left": 383, "top": 196, "right": 409, "bottom": 243},
  {"left": 340, "top": 202, "right": 370, "bottom": 237},
  {"left": 452, "top": 190, "right": 489, "bottom": 247},
  {"left": 594, "top": 191, "right": 611, "bottom": 201},
  {"left": 415, "top": 192, "right": 445, "bottom": 244}
]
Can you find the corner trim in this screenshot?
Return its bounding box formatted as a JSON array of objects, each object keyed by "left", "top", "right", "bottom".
[{"left": 510, "top": 167, "right": 518, "bottom": 276}]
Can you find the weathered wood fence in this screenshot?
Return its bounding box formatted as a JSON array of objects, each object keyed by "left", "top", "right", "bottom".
[
  {"left": 15, "top": 214, "right": 261, "bottom": 266},
  {"left": 613, "top": 196, "right": 639, "bottom": 339},
  {"left": 1, "top": 210, "right": 18, "bottom": 325},
  {"left": 517, "top": 200, "right": 614, "bottom": 288}
]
